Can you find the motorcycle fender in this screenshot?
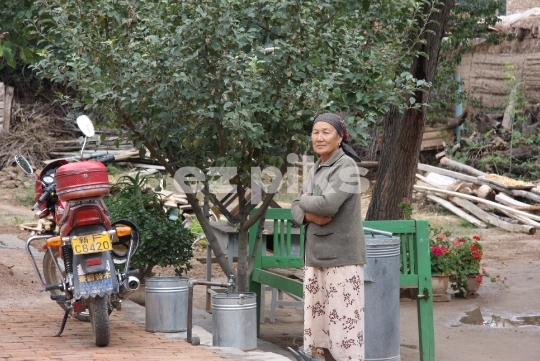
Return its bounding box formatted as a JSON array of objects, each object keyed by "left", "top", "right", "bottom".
[{"left": 73, "top": 252, "right": 118, "bottom": 299}]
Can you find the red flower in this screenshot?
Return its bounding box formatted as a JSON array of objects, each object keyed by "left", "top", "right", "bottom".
[
  {"left": 402, "top": 197, "right": 410, "bottom": 203},
  {"left": 470, "top": 245, "right": 482, "bottom": 259},
  {"left": 459, "top": 238, "right": 466, "bottom": 243},
  {"left": 476, "top": 275, "right": 483, "bottom": 283},
  {"left": 437, "top": 233, "right": 445, "bottom": 240},
  {"left": 482, "top": 268, "right": 486, "bottom": 274},
  {"left": 453, "top": 240, "right": 461, "bottom": 247},
  {"left": 431, "top": 246, "right": 443, "bottom": 257},
  {"left": 441, "top": 246, "right": 449, "bottom": 255},
  {"left": 473, "top": 235, "right": 481, "bottom": 241}
]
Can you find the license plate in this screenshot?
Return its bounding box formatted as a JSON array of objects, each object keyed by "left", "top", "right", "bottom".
[{"left": 72, "top": 233, "right": 112, "bottom": 255}]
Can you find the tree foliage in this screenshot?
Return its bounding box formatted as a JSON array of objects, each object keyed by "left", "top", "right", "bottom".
[
  {"left": 0, "top": 0, "right": 41, "bottom": 69},
  {"left": 28, "top": 0, "right": 432, "bottom": 290}
]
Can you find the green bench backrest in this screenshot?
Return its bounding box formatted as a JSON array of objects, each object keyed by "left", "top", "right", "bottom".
[{"left": 248, "top": 208, "right": 432, "bottom": 287}]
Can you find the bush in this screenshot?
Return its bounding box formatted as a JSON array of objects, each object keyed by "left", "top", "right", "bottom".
[{"left": 104, "top": 172, "right": 194, "bottom": 281}]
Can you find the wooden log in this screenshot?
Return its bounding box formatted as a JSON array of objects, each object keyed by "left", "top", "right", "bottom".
[
  {"left": 417, "top": 163, "right": 482, "bottom": 185},
  {"left": 117, "top": 162, "right": 165, "bottom": 170},
  {"left": 498, "top": 209, "right": 540, "bottom": 228},
  {"left": 108, "top": 151, "right": 141, "bottom": 161},
  {"left": 474, "top": 184, "right": 496, "bottom": 201},
  {"left": 127, "top": 168, "right": 158, "bottom": 176},
  {"left": 450, "top": 196, "right": 535, "bottom": 235},
  {"left": 418, "top": 163, "right": 512, "bottom": 194},
  {"left": 426, "top": 194, "right": 487, "bottom": 228},
  {"left": 439, "top": 157, "right": 486, "bottom": 177},
  {"left": 501, "top": 145, "right": 538, "bottom": 161},
  {"left": 495, "top": 193, "right": 530, "bottom": 208},
  {"left": 414, "top": 185, "right": 540, "bottom": 222},
  {"left": 482, "top": 114, "right": 502, "bottom": 129},
  {"left": 435, "top": 150, "right": 446, "bottom": 159},
  {"left": 511, "top": 189, "right": 540, "bottom": 204}
]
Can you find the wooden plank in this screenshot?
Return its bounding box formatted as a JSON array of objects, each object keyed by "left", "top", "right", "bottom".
[
  {"left": 420, "top": 138, "right": 445, "bottom": 150},
  {"left": 263, "top": 267, "right": 304, "bottom": 281},
  {"left": 450, "top": 196, "right": 535, "bottom": 234},
  {"left": 415, "top": 185, "right": 540, "bottom": 222},
  {"left": 422, "top": 131, "right": 444, "bottom": 141},
  {"left": 427, "top": 193, "right": 487, "bottom": 228},
  {"left": 251, "top": 268, "right": 303, "bottom": 298}
]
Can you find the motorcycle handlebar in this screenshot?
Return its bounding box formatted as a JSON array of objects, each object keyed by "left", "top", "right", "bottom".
[{"left": 31, "top": 190, "right": 51, "bottom": 211}]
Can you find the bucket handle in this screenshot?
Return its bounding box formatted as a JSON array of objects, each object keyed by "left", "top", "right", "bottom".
[{"left": 364, "top": 227, "right": 393, "bottom": 238}]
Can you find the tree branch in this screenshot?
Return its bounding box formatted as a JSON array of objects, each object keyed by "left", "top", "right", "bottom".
[{"left": 242, "top": 191, "right": 276, "bottom": 231}]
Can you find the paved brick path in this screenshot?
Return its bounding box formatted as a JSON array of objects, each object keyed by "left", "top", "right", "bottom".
[
  {"left": 0, "top": 304, "right": 235, "bottom": 360},
  {"left": 0, "top": 233, "right": 291, "bottom": 361}
]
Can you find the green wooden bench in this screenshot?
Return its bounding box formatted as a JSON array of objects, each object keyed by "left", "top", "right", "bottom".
[{"left": 248, "top": 208, "right": 435, "bottom": 361}]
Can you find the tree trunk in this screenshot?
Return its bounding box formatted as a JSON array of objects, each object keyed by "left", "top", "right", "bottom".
[{"left": 366, "top": 0, "right": 455, "bottom": 220}]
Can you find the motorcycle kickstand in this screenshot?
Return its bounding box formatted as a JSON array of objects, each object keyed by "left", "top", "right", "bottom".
[{"left": 53, "top": 308, "right": 70, "bottom": 337}]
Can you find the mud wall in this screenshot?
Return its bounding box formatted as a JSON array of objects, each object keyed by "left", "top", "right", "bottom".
[
  {"left": 456, "top": 37, "right": 540, "bottom": 109},
  {"left": 507, "top": 0, "right": 540, "bottom": 15}
]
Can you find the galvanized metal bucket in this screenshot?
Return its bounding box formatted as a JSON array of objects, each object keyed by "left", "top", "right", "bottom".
[
  {"left": 364, "top": 232, "right": 401, "bottom": 361},
  {"left": 212, "top": 292, "right": 257, "bottom": 350},
  {"left": 145, "top": 276, "right": 188, "bottom": 332}
]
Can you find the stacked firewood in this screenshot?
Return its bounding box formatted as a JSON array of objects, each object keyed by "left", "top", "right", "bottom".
[{"left": 414, "top": 157, "right": 540, "bottom": 235}]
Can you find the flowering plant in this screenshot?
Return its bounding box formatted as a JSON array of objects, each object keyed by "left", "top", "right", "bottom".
[
  {"left": 429, "top": 228, "right": 506, "bottom": 295},
  {"left": 430, "top": 230, "right": 455, "bottom": 276},
  {"left": 398, "top": 197, "right": 413, "bottom": 220},
  {"left": 448, "top": 234, "right": 506, "bottom": 295}
]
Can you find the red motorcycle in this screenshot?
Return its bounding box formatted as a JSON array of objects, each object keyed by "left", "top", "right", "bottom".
[{"left": 15, "top": 115, "right": 140, "bottom": 347}]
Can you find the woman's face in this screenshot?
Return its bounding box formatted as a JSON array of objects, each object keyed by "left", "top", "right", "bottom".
[{"left": 311, "top": 121, "right": 342, "bottom": 161}]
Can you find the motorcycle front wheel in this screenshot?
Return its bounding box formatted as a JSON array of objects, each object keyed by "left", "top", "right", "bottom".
[
  {"left": 90, "top": 295, "right": 111, "bottom": 347},
  {"left": 43, "top": 248, "right": 90, "bottom": 322}
]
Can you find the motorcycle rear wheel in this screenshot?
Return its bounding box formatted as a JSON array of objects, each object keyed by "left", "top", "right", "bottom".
[
  {"left": 90, "top": 295, "right": 111, "bottom": 347},
  {"left": 43, "top": 248, "right": 90, "bottom": 322}
]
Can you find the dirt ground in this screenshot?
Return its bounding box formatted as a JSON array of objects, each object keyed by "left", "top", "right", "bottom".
[{"left": 2, "top": 188, "right": 540, "bottom": 360}]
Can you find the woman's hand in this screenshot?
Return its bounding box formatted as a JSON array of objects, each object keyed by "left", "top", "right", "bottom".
[
  {"left": 305, "top": 211, "right": 332, "bottom": 226},
  {"left": 301, "top": 194, "right": 332, "bottom": 226}
]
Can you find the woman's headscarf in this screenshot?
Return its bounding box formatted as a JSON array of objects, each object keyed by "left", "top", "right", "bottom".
[{"left": 313, "top": 113, "right": 361, "bottom": 162}]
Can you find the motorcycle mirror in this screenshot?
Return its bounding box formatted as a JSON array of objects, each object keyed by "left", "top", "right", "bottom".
[
  {"left": 76, "top": 115, "right": 95, "bottom": 138},
  {"left": 14, "top": 154, "right": 33, "bottom": 175}
]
